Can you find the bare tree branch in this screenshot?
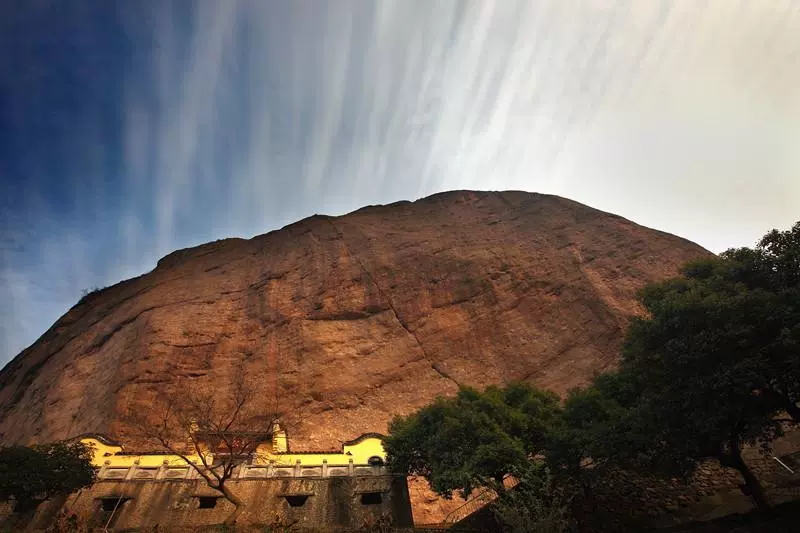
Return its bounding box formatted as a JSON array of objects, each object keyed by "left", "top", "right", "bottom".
[{"left": 122, "top": 370, "right": 280, "bottom": 524}]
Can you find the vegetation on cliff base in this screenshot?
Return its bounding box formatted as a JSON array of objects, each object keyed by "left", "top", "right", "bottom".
[
  {"left": 597, "top": 220, "right": 800, "bottom": 510},
  {"left": 385, "top": 382, "right": 560, "bottom": 499},
  {"left": 0, "top": 441, "right": 95, "bottom": 511},
  {"left": 386, "top": 221, "right": 800, "bottom": 530}
]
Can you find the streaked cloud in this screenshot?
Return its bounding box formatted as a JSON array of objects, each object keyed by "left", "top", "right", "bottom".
[{"left": 1, "top": 0, "right": 798, "bottom": 362}]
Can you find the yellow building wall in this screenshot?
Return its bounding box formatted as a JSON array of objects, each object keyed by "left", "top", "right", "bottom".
[
  {"left": 81, "top": 438, "right": 206, "bottom": 468},
  {"left": 81, "top": 434, "right": 386, "bottom": 469},
  {"left": 254, "top": 436, "right": 386, "bottom": 466}
]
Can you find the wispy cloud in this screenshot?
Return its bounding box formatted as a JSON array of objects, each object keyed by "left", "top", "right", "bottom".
[{"left": 1, "top": 0, "right": 799, "bottom": 363}]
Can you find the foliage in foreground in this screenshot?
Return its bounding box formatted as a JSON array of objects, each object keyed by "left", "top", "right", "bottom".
[
  {"left": 0, "top": 441, "right": 95, "bottom": 509},
  {"left": 489, "top": 463, "right": 575, "bottom": 533},
  {"left": 594, "top": 220, "right": 800, "bottom": 509},
  {"left": 385, "top": 382, "right": 560, "bottom": 499}
]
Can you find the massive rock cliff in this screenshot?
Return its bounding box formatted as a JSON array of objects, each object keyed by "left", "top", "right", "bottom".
[{"left": 0, "top": 190, "right": 710, "bottom": 522}]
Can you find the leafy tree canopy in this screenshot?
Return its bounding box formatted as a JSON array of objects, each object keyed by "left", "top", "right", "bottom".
[
  {"left": 0, "top": 441, "right": 96, "bottom": 507},
  {"left": 385, "top": 382, "right": 561, "bottom": 498},
  {"left": 564, "top": 221, "right": 800, "bottom": 510},
  {"left": 550, "top": 372, "right": 643, "bottom": 475}
]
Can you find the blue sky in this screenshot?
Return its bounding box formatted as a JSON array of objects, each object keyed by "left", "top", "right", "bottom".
[{"left": 1, "top": 0, "right": 799, "bottom": 365}]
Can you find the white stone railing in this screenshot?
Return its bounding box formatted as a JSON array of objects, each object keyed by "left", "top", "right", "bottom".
[{"left": 96, "top": 458, "right": 388, "bottom": 482}]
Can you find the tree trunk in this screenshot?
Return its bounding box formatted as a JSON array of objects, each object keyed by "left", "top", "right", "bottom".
[
  {"left": 220, "top": 484, "right": 245, "bottom": 525},
  {"left": 722, "top": 439, "right": 770, "bottom": 512},
  {"left": 576, "top": 476, "right": 596, "bottom": 533}
]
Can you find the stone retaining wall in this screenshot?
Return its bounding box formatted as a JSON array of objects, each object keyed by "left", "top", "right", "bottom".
[{"left": 0, "top": 475, "right": 413, "bottom": 532}]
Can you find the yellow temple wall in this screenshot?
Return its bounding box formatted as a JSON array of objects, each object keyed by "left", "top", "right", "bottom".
[
  {"left": 254, "top": 436, "right": 386, "bottom": 466},
  {"left": 80, "top": 433, "right": 386, "bottom": 469},
  {"left": 81, "top": 438, "right": 207, "bottom": 468}
]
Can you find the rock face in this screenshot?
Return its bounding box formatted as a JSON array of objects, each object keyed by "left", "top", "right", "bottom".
[{"left": 0, "top": 190, "right": 711, "bottom": 523}]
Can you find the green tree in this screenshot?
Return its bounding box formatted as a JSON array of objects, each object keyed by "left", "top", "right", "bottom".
[
  {"left": 576, "top": 224, "right": 799, "bottom": 511},
  {"left": 713, "top": 221, "right": 800, "bottom": 420},
  {"left": 385, "top": 382, "right": 561, "bottom": 499},
  {"left": 0, "top": 441, "right": 96, "bottom": 510},
  {"left": 549, "top": 373, "right": 641, "bottom": 490},
  {"left": 620, "top": 304, "right": 780, "bottom": 510},
  {"left": 490, "top": 463, "right": 575, "bottom": 533},
  {"left": 544, "top": 222, "right": 799, "bottom": 518}
]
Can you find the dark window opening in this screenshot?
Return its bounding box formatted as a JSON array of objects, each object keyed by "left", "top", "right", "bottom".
[
  {"left": 197, "top": 496, "right": 218, "bottom": 509},
  {"left": 367, "top": 456, "right": 384, "bottom": 466},
  {"left": 360, "top": 492, "right": 383, "bottom": 505},
  {"left": 99, "top": 497, "right": 127, "bottom": 512},
  {"left": 284, "top": 495, "right": 309, "bottom": 507}
]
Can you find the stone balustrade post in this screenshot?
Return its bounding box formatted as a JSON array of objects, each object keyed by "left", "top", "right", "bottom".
[
  {"left": 294, "top": 459, "right": 301, "bottom": 477},
  {"left": 322, "top": 459, "right": 328, "bottom": 477},
  {"left": 156, "top": 460, "right": 168, "bottom": 480},
  {"left": 98, "top": 460, "right": 111, "bottom": 480},
  {"left": 348, "top": 458, "right": 354, "bottom": 476},
  {"left": 124, "top": 460, "right": 140, "bottom": 481}
]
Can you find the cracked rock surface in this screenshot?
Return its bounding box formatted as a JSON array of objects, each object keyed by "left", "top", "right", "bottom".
[{"left": 0, "top": 190, "right": 711, "bottom": 522}]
